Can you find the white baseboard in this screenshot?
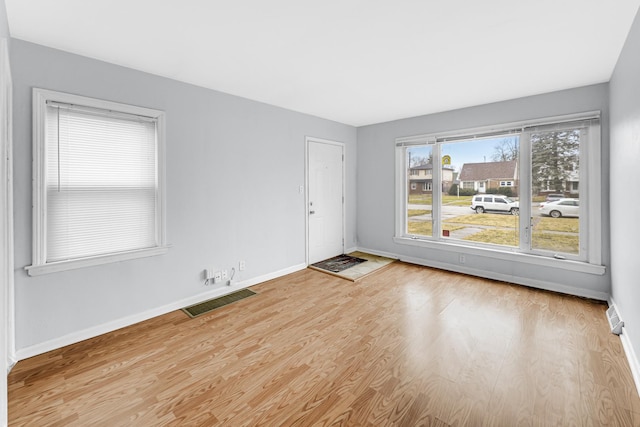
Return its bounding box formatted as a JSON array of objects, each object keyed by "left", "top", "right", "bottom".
[
  {"left": 355, "top": 247, "right": 399, "bottom": 261},
  {"left": 620, "top": 327, "right": 640, "bottom": 397},
  {"left": 356, "top": 246, "right": 609, "bottom": 301},
  {"left": 15, "top": 263, "right": 307, "bottom": 361},
  {"left": 609, "top": 298, "right": 640, "bottom": 397},
  {"left": 6, "top": 355, "right": 16, "bottom": 374}
]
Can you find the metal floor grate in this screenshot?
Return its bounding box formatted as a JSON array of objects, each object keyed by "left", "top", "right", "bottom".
[{"left": 182, "top": 289, "right": 257, "bottom": 318}]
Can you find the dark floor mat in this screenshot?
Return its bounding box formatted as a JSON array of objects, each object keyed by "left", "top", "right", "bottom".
[{"left": 311, "top": 254, "right": 367, "bottom": 273}]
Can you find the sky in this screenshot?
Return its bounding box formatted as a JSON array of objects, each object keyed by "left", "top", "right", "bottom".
[{"left": 408, "top": 135, "right": 519, "bottom": 172}]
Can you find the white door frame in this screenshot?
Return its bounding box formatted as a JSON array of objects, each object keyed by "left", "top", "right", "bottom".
[
  {"left": 0, "top": 37, "right": 14, "bottom": 427},
  {"left": 305, "top": 136, "right": 346, "bottom": 265}
]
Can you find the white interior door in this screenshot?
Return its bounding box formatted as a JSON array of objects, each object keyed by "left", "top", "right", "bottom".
[{"left": 307, "top": 138, "right": 344, "bottom": 264}]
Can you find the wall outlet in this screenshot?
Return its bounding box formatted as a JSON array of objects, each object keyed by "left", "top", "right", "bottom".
[
  {"left": 239, "top": 260, "right": 246, "bottom": 271},
  {"left": 214, "top": 271, "right": 222, "bottom": 283},
  {"left": 459, "top": 254, "right": 466, "bottom": 264},
  {"left": 221, "top": 270, "right": 228, "bottom": 279}
]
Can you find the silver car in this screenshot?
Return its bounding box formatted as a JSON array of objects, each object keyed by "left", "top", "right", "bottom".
[
  {"left": 539, "top": 198, "right": 579, "bottom": 218},
  {"left": 471, "top": 194, "right": 520, "bottom": 215}
]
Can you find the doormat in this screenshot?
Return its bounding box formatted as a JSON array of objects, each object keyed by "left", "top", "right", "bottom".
[
  {"left": 310, "top": 251, "right": 397, "bottom": 281},
  {"left": 182, "top": 289, "right": 257, "bottom": 318},
  {"left": 311, "top": 254, "right": 367, "bottom": 273}
]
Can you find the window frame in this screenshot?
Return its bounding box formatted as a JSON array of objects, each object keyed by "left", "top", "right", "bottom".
[
  {"left": 395, "top": 111, "right": 603, "bottom": 275},
  {"left": 27, "top": 89, "right": 168, "bottom": 276}
]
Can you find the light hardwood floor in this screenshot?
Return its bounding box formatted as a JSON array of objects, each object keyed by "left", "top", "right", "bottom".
[{"left": 8, "top": 263, "right": 640, "bottom": 426}]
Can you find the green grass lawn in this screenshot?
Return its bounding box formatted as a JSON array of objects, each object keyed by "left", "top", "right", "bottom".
[
  {"left": 408, "top": 194, "right": 432, "bottom": 205},
  {"left": 463, "top": 229, "right": 519, "bottom": 247},
  {"left": 408, "top": 209, "right": 431, "bottom": 217},
  {"left": 445, "top": 214, "right": 518, "bottom": 228},
  {"left": 407, "top": 221, "right": 433, "bottom": 236},
  {"left": 407, "top": 220, "right": 466, "bottom": 237},
  {"left": 407, "top": 194, "right": 472, "bottom": 206},
  {"left": 533, "top": 217, "right": 579, "bottom": 233},
  {"left": 408, "top": 211, "right": 579, "bottom": 254},
  {"left": 405, "top": 204, "right": 579, "bottom": 253},
  {"left": 531, "top": 233, "right": 579, "bottom": 254},
  {"left": 442, "top": 195, "right": 473, "bottom": 206},
  {"left": 461, "top": 229, "right": 579, "bottom": 253}
]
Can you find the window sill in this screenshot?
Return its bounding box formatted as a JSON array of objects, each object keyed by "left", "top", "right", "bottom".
[
  {"left": 393, "top": 236, "right": 605, "bottom": 276},
  {"left": 25, "top": 246, "right": 170, "bottom": 276}
]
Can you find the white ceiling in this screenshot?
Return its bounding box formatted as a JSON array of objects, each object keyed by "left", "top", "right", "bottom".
[{"left": 6, "top": 1, "right": 640, "bottom": 126}]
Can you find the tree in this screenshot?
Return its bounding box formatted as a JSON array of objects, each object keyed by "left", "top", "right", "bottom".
[
  {"left": 491, "top": 138, "right": 518, "bottom": 162},
  {"left": 409, "top": 152, "right": 433, "bottom": 167},
  {"left": 531, "top": 130, "right": 580, "bottom": 194}
]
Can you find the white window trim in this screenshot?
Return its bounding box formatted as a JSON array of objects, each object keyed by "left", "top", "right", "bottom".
[
  {"left": 395, "top": 111, "right": 603, "bottom": 274},
  {"left": 26, "top": 89, "right": 168, "bottom": 276}
]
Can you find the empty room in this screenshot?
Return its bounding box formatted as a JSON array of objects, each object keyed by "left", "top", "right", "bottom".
[{"left": 2, "top": 0, "right": 640, "bottom": 426}]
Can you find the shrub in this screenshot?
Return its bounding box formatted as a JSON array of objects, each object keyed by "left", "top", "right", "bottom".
[{"left": 495, "top": 187, "right": 513, "bottom": 197}]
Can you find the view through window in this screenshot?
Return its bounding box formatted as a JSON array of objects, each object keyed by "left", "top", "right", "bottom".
[{"left": 400, "top": 116, "right": 594, "bottom": 260}]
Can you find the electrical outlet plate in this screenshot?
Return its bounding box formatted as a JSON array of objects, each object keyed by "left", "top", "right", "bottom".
[
  {"left": 214, "top": 271, "right": 222, "bottom": 282},
  {"left": 239, "top": 260, "right": 246, "bottom": 271},
  {"left": 221, "top": 270, "right": 228, "bottom": 279}
]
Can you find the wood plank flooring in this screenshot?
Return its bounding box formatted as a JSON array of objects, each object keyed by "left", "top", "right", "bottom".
[{"left": 8, "top": 262, "right": 640, "bottom": 426}]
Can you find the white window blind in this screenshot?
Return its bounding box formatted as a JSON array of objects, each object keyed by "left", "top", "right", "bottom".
[
  {"left": 44, "top": 102, "right": 159, "bottom": 262},
  {"left": 29, "top": 89, "right": 167, "bottom": 275}
]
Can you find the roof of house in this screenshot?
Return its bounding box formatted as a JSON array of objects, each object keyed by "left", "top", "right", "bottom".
[
  {"left": 409, "top": 163, "right": 454, "bottom": 171},
  {"left": 458, "top": 160, "right": 517, "bottom": 181}
]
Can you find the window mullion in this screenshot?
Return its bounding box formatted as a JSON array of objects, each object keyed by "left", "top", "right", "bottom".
[
  {"left": 519, "top": 132, "right": 532, "bottom": 251},
  {"left": 584, "top": 125, "right": 601, "bottom": 265},
  {"left": 432, "top": 143, "right": 442, "bottom": 239}
]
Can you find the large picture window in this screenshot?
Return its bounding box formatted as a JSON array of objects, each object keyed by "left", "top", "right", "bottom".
[
  {"left": 396, "top": 113, "right": 601, "bottom": 268},
  {"left": 27, "top": 89, "right": 167, "bottom": 275}
]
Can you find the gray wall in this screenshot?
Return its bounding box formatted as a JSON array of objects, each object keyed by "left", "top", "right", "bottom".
[
  {"left": 0, "top": 0, "right": 7, "bottom": 38},
  {"left": 610, "top": 8, "right": 640, "bottom": 372},
  {"left": 11, "top": 40, "right": 357, "bottom": 352},
  {"left": 357, "top": 84, "right": 610, "bottom": 296}
]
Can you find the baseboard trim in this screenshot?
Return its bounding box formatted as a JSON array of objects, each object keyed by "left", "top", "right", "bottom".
[
  {"left": 355, "top": 247, "right": 400, "bottom": 261},
  {"left": 15, "top": 263, "right": 307, "bottom": 361},
  {"left": 356, "top": 246, "right": 608, "bottom": 301},
  {"left": 620, "top": 327, "right": 640, "bottom": 397},
  {"left": 609, "top": 298, "right": 640, "bottom": 397},
  {"left": 6, "top": 355, "right": 16, "bottom": 374}
]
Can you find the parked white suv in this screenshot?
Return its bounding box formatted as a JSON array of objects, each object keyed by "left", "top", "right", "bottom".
[{"left": 471, "top": 194, "right": 519, "bottom": 215}]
